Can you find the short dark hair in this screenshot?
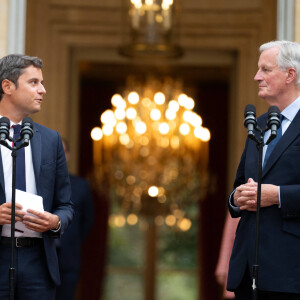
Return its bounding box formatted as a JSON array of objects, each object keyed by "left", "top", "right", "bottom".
[{"left": 0, "top": 54, "right": 43, "bottom": 100}]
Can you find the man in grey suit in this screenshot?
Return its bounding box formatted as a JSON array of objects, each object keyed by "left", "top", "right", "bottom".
[
  {"left": 227, "top": 41, "right": 300, "bottom": 299},
  {"left": 0, "top": 54, "right": 73, "bottom": 299}
]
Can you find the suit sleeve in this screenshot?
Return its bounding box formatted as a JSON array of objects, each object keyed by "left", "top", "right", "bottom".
[
  {"left": 228, "top": 139, "right": 249, "bottom": 218},
  {"left": 46, "top": 132, "right": 73, "bottom": 237}
]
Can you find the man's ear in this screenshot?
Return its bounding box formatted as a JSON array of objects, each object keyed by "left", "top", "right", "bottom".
[
  {"left": 286, "top": 68, "right": 297, "bottom": 84},
  {"left": 1, "top": 79, "right": 14, "bottom": 95}
]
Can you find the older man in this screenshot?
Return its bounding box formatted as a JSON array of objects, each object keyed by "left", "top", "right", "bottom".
[{"left": 227, "top": 41, "right": 300, "bottom": 299}]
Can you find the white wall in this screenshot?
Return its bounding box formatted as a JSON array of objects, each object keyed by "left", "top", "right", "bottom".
[{"left": 0, "top": 0, "right": 9, "bottom": 57}]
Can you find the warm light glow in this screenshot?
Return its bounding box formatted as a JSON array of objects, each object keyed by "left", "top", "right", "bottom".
[
  {"left": 168, "top": 100, "right": 179, "bottom": 111},
  {"left": 194, "top": 127, "right": 211, "bottom": 142},
  {"left": 135, "top": 121, "right": 147, "bottom": 134},
  {"left": 114, "top": 108, "right": 126, "bottom": 120},
  {"left": 179, "top": 123, "right": 190, "bottom": 135},
  {"left": 145, "top": 0, "right": 153, "bottom": 6},
  {"left": 102, "top": 125, "right": 114, "bottom": 136},
  {"left": 92, "top": 78, "right": 210, "bottom": 221},
  {"left": 142, "top": 97, "right": 152, "bottom": 107},
  {"left": 116, "top": 122, "right": 127, "bottom": 134},
  {"left": 155, "top": 215, "right": 164, "bottom": 226},
  {"left": 101, "top": 109, "right": 116, "bottom": 126},
  {"left": 111, "top": 94, "right": 126, "bottom": 109},
  {"left": 165, "top": 214, "right": 176, "bottom": 226},
  {"left": 170, "top": 136, "right": 180, "bottom": 149},
  {"left": 148, "top": 186, "right": 159, "bottom": 197},
  {"left": 178, "top": 218, "right": 192, "bottom": 231},
  {"left": 111, "top": 94, "right": 124, "bottom": 107},
  {"left": 183, "top": 111, "right": 193, "bottom": 123},
  {"left": 128, "top": 91, "right": 140, "bottom": 104},
  {"left": 190, "top": 113, "right": 202, "bottom": 127},
  {"left": 165, "top": 109, "right": 176, "bottom": 120},
  {"left": 185, "top": 97, "right": 195, "bottom": 110},
  {"left": 178, "top": 93, "right": 188, "bottom": 106},
  {"left": 158, "top": 122, "right": 170, "bottom": 134},
  {"left": 91, "top": 127, "right": 103, "bottom": 141},
  {"left": 150, "top": 108, "right": 161, "bottom": 120},
  {"left": 126, "top": 107, "right": 137, "bottom": 119},
  {"left": 119, "top": 133, "right": 130, "bottom": 145},
  {"left": 154, "top": 92, "right": 165, "bottom": 105},
  {"left": 115, "top": 215, "right": 126, "bottom": 227},
  {"left": 127, "top": 214, "right": 138, "bottom": 225}
]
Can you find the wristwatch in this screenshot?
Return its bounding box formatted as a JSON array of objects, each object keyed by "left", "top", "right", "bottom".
[{"left": 55, "top": 219, "right": 61, "bottom": 231}]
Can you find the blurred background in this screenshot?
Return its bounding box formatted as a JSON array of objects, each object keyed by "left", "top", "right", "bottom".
[{"left": 0, "top": 0, "right": 298, "bottom": 299}]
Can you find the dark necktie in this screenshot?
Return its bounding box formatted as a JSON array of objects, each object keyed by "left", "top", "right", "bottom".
[
  {"left": 13, "top": 124, "right": 26, "bottom": 191},
  {"left": 263, "top": 114, "right": 284, "bottom": 168}
]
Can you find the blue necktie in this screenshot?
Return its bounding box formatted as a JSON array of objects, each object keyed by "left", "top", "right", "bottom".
[
  {"left": 263, "top": 115, "right": 284, "bottom": 168},
  {"left": 13, "top": 125, "right": 26, "bottom": 191}
]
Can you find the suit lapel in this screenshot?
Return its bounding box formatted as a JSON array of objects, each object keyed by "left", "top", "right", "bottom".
[
  {"left": 263, "top": 109, "right": 300, "bottom": 176},
  {"left": 31, "top": 125, "right": 41, "bottom": 186}
]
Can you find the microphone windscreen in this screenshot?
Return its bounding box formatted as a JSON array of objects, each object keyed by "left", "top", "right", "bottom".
[
  {"left": 244, "top": 104, "right": 256, "bottom": 116},
  {"left": 0, "top": 117, "right": 10, "bottom": 126},
  {"left": 22, "top": 117, "right": 33, "bottom": 127},
  {"left": 268, "top": 105, "right": 280, "bottom": 115}
]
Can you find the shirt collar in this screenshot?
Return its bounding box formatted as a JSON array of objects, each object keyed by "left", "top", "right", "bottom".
[{"left": 281, "top": 96, "right": 300, "bottom": 122}]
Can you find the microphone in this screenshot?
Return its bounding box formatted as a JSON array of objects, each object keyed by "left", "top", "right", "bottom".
[
  {"left": 20, "top": 117, "right": 34, "bottom": 147},
  {"left": 266, "top": 106, "right": 281, "bottom": 145},
  {"left": 0, "top": 117, "right": 10, "bottom": 143},
  {"left": 244, "top": 104, "right": 257, "bottom": 139}
]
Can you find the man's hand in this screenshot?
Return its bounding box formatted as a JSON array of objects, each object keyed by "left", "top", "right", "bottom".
[
  {"left": 234, "top": 178, "right": 279, "bottom": 211},
  {"left": 22, "top": 209, "right": 60, "bottom": 233},
  {"left": 0, "top": 202, "right": 26, "bottom": 225}
]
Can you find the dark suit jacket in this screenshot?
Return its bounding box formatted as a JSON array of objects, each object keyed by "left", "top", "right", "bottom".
[
  {"left": 0, "top": 123, "right": 73, "bottom": 286},
  {"left": 227, "top": 109, "right": 300, "bottom": 293},
  {"left": 58, "top": 174, "right": 94, "bottom": 273}
]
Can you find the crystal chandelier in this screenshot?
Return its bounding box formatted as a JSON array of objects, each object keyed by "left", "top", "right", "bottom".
[{"left": 90, "top": 77, "right": 210, "bottom": 231}]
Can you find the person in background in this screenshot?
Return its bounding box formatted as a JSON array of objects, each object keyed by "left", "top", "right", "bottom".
[
  {"left": 56, "top": 138, "right": 94, "bottom": 300},
  {"left": 215, "top": 212, "right": 239, "bottom": 300},
  {"left": 0, "top": 54, "right": 73, "bottom": 299},
  {"left": 228, "top": 40, "right": 300, "bottom": 299}
]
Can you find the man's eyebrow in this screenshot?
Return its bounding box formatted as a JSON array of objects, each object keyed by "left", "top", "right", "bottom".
[{"left": 28, "top": 77, "right": 44, "bottom": 83}]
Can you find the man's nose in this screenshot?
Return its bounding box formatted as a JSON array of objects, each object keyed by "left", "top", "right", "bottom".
[
  {"left": 38, "top": 84, "right": 46, "bottom": 94},
  {"left": 254, "top": 71, "right": 262, "bottom": 81}
]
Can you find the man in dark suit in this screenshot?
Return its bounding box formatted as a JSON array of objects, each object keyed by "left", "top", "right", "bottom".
[
  {"left": 0, "top": 54, "right": 73, "bottom": 299},
  {"left": 227, "top": 40, "right": 300, "bottom": 299},
  {"left": 56, "top": 139, "right": 94, "bottom": 300}
]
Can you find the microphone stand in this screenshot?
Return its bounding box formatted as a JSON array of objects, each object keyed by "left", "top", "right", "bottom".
[
  {"left": 248, "top": 124, "right": 278, "bottom": 300},
  {"left": 249, "top": 129, "right": 264, "bottom": 300},
  {"left": 0, "top": 138, "right": 28, "bottom": 300}
]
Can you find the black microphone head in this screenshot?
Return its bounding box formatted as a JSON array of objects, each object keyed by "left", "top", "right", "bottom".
[
  {"left": 0, "top": 117, "right": 10, "bottom": 127},
  {"left": 267, "top": 105, "right": 281, "bottom": 128},
  {"left": 268, "top": 105, "right": 280, "bottom": 116},
  {"left": 244, "top": 104, "right": 257, "bottom": 131},
  {"left": 244, "top": 104, "right": 256, "bottom": 117},
  {"left": 21, "top": 117, "right": 34, "bottom": 142},
  {"left": 0, "top": 117, "right": 10, "bottom": 141},
  {"left": 21, "top": 117, "right": 34, "bottom": 128}
]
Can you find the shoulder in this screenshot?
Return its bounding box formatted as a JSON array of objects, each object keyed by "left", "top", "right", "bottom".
[
  {"left": 34, "top": 122, "right": 59, "bottom": 136},
  {"left": 33, "top": 122, "right": 63, "bottom": 142}
]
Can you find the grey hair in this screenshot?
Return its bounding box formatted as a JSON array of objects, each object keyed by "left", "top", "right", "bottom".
[
  {"left": 259, "top": 40, "right": 300, "bottom": 87},
  {"left": 0, "top": 54, "right": 43, "bottom": 100}
]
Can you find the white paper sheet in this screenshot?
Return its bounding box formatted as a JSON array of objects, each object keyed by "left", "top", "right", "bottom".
[{"left": 8, "top": 189, "right": 44, "bottom": 233}]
